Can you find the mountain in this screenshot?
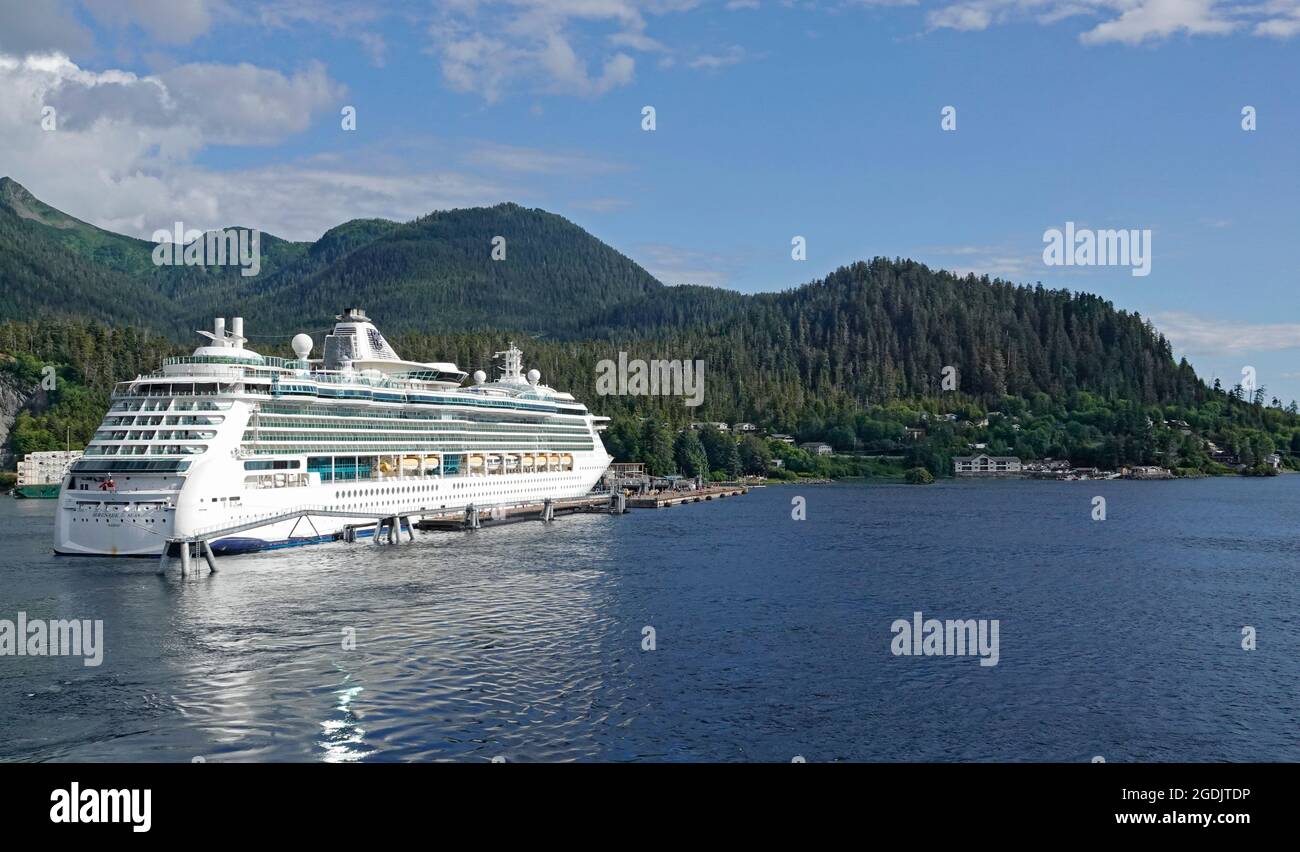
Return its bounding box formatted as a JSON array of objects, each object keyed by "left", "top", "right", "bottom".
[
  {"left": 0, "top": 178, "right": 664, "bottom": 338},
  {"left": 2, "top": 176, "right": 1295, "bottom": 477},
  {"left": 234, "top": 202, "right": 665, "bottom": 335},
  {"left": 0, "top": 176, "right": 1200, "bottom": 409}
]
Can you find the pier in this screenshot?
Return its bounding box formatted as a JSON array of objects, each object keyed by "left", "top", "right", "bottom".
[
  {"left": 159, "top": 484, "right": 747, "bottom": 575},
  {"left": 626, "top": 484, "right": 748, "bottom": 509},
  {"left": 414, "top": 493, "right": 623, "bottom": 531}
]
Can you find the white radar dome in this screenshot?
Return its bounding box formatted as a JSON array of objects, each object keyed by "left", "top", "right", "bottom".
[
  {"left": 473, "top": 370, "right": 487, "bottom": 385},
  {"left": 526, "top": 369, "right": 541, "bottom": 385},
  {"left": 291, "top": 333, "right": 313, "bottom": 359}
]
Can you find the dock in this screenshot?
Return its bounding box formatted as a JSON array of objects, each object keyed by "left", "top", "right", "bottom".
[
  {"left": 158, "top": 483, "right": 748, "bottom": 575},
  {"left": 415, "top": 493, "right": 621, "bottom": 530},
  {"left": 626, "top": 485, "right": 748, "bottom": 509}
]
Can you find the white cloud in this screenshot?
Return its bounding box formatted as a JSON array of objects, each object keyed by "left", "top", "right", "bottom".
[
  {"left": 688, "top": 45, "right": 748, "bottom": 68},
  {"left": 1153, "top": 311, "right": 1300, "bottom": 355},
  {"left": 0, "top": 0, "right": 94, "bottom": 55},
  {"left": 1080, "top": 0, "right": 1235, "bottom": 45},
  {"left": 20, "top": 53, "right": 344, "bottom": 148},
  {"left": 155, "top": 61, "right": 344, "bottom": 144},
  {"left": 426, "top": 0, "right": 706, "bottom": 101},
  {"left": 925, "top": 1, "right": 1300, "bottom": 43},
  {"left": 250, "top": 0, "right": 391, "bottom": 66},
  {"left": 83, "top": 0, "right": 219, "bottom": 45},
  {"left": 0, "top": 52, "right": 510, "bottom": 240}
]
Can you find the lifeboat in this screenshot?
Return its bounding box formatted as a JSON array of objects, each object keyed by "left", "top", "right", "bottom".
[
  {"left": 521, "top": 454, "right": 535, "bottom": 469},
  {"left": 561, "top": 453, "right": 573, "bottom": 467},
  {"left": 401, "top": 456, "right": 421, "bottom": 470},
  {"left": 548, "top": 454, "right": 560, "bottom": 466},
  {"left": 468, "top": 455, "right": 485, "bottom": 469},
  {"left": 424, "top": 455, "right": 441, "bottom": 469},
  {"left": 378, "top": 460, "right": 395, "bottom": 474}
]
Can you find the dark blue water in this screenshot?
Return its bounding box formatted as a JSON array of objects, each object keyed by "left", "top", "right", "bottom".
[{"left": 2, "top": 478, "right": 1298, "bottom": 762}]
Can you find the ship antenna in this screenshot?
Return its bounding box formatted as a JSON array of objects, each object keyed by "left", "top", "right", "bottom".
[{"left": 494, "top": 342, "right": 524, "bottom": 381}]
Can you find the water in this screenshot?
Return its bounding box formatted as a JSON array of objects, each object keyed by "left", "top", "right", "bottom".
[{"left": 1, "top": 478, "right": 1298, "bottom": 762}]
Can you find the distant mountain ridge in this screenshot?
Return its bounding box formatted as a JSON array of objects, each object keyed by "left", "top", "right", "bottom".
[
  {"left": 0, "top": 177, "right": 665, "bottom": 338},
  {"left": 0, "top": 176, "right": 1202, "bottom": 413}
]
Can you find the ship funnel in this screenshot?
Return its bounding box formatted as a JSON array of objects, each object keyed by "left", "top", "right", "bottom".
[
  {"left": 230, "top": 317, "right": 244, "bottom": 342},
  {"left": 213, "top": 318, "right": 227, "bottom": 346}
]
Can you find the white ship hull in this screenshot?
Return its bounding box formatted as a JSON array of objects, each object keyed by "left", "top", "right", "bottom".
[
  {"left": 55, "top": 310, "right": 613, "bottom": 557},
  {"left": 55, "top": 453, "right": 609, "bottom": 557}
]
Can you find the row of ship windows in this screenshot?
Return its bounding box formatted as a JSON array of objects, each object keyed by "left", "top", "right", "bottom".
[
  {"left": 244, "top": 445, "right": 595, "bottom": 456},
  {"left": 95, "top": 430, "right": 217, "bottom": 441},
  {"left": 114, "top": 391, "right": 578, "bottom": 416},
  {"left": 110, "top": 400, "right": 233, "bottom": 413},
  {"left": 84, "top": 445, "right": 207, "bottom": 456},
  {"left": 269, "top": 390, "right": 571, "bottom": 413},
  {"left": 254, "top": 416, "right": 587, "bottom": 430},
  {"left": 257, "top": 404, "right": 583, "bottom": 423},
  {"left": 244, "top": 432, "right": 594, "bottom": 446},
  {"left": 90, "top": 429, "right": 588, "bottom": 443},
  {"left": 247, "top": 427, "right": 592, "bottom": 440},
  {"left": 306, "top": 475, "right": 587, "bottom": 510},
  {"left": 102, "top": 416, "right": 225, "bottom": 427}
]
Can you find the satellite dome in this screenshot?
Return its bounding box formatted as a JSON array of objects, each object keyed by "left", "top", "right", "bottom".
[
  {"left": 472, "top": 370, "right": 487, "bottom": 385},
  {"left": 526, "top": 369, "right": 541, "bottom": 385},
  {"left": 291, "top": 333, "right": 313, "bottom": 360}
]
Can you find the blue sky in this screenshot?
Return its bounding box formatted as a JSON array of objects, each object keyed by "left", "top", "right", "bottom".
[{"left": 1, "top": 0, "right": 1298, "bottom": 401}]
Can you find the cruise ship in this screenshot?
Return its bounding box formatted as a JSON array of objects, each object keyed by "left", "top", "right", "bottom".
[{"left": 55, "top": 309, "right": 612, "bottom": 556}]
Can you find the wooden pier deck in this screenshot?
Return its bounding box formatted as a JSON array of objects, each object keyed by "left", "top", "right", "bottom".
[
  {"left": 626, "top": 485, "right": 748, "bottom": 509},
  {"left": 414, "top": 493, "right": 618, "bottom": 530}
]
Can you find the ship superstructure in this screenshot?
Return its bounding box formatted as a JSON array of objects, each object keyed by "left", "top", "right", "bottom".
[{"left": 55, "top": 309, "right": 611, "bottom": 555}]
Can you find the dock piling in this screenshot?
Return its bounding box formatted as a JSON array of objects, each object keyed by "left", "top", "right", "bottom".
[{"left": 201, "top": 539, "right": 218, "bottom": 574}]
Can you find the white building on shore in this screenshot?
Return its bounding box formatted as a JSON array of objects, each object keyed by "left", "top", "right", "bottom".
[{"left": 953, "top": 454, "right": 1022, "bottom": 476}]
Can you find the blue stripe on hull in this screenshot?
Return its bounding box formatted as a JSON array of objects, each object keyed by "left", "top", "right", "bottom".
[
  {"left": 210, "top": 535, "right": 338, "bottom": 554},
  {"left": 210, "top": 523, "right": 407, "bottom": 555}
]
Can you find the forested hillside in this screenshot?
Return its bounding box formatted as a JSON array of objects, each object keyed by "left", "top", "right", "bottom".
[{"left": 1, "top": 176, "right": 1293, "bottom": 478}]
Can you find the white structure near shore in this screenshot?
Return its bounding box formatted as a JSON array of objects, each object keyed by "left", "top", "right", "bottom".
[{"left": 953, "top": 454, "right": 1022, "bottom": 476}]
